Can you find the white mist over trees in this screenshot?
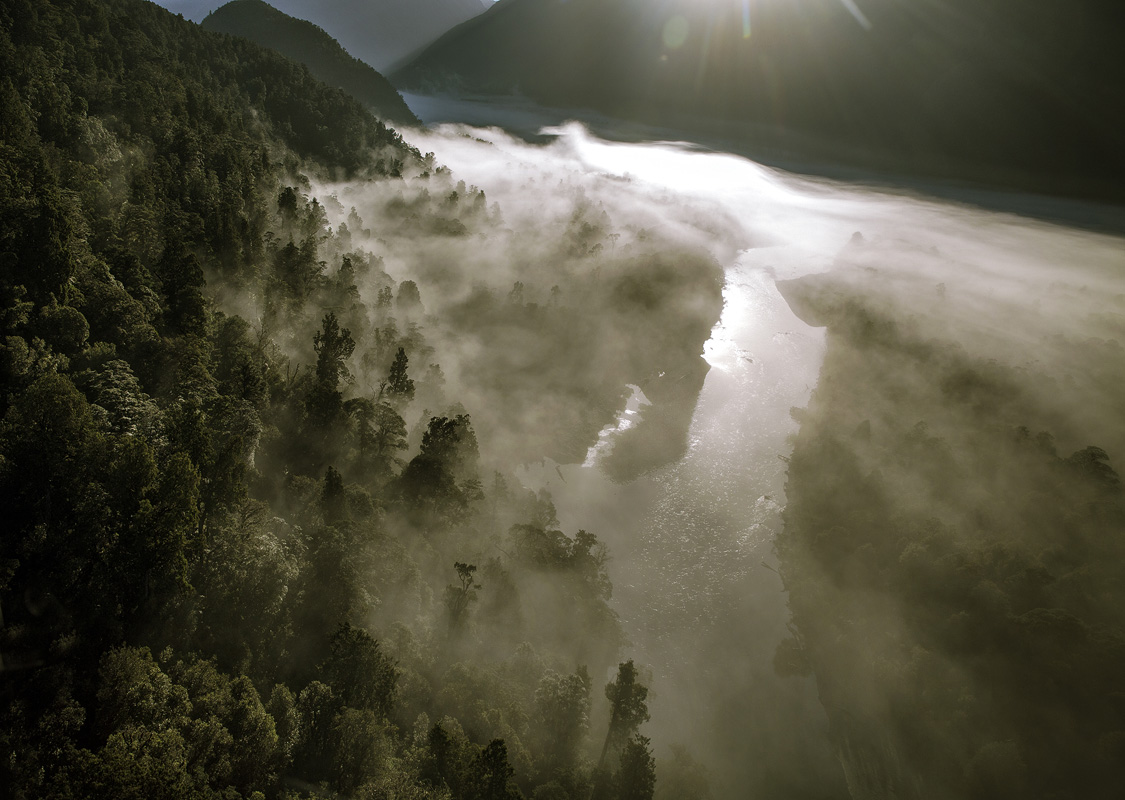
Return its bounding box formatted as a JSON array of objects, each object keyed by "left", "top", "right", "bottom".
[{"left": 381, "top": 120, "right": 1125, "bottom": 798}]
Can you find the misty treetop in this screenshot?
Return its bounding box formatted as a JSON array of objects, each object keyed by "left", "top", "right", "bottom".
[{"left": 0, "top": 1, "right": 699, "bottom": 798}]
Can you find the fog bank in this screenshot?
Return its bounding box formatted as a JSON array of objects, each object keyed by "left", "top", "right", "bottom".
[{"left": 309, "top": 118, "right": 1124, "bottom": 798}]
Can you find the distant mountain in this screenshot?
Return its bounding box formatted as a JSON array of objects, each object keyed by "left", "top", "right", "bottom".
[
  {"left": 158, "top": 0, "right": 490, "bottom": 71},
  {"left": 393, "top": 0, "right": 1125, "bottom": 200},
  {"left": 201, "top": 0, "right": 419, "bottom": 124}
]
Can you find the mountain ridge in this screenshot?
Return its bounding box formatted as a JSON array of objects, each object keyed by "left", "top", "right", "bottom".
[
  {"left": 158, "top": 0, "right": 490, "bottom": 70},
  {"left": 393, "top": 0, "right": 1125, "bottom": 202},
  {"left": 202, "top": 0, "right": 420, "bottom": 125}
]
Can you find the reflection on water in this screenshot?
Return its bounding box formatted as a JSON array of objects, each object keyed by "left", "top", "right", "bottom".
[
  {"left": 400, "top": 118, "right": 853, "bottom": 795},
  {"left": 513, "top": 248, "right": 836, "bottom": 796},
  {"left": 583, "top": 384, "right": 651, "bottom": 467},
  {"left": 518, "top": 251, "right": 835, "bottom": 796}
]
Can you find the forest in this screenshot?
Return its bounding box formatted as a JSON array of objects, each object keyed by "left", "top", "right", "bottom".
[
  {"left": 9, "top": 0, "right": 1121, "bottom": 797},
  {"left": 0, "top": 0, "right": 723, "bottom": 798},
  {"left": 776, "top": 240, "right": 1125, "bottom": 799},
  {"left": 200, "top": 0, "right": 419, "bottom": 126}
]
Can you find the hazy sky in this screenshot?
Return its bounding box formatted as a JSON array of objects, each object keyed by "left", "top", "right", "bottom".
[{"left": 153, "top": 0, "right": 214, "bottom": 22}]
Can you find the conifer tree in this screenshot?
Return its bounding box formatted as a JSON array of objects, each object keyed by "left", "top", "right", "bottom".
[{"left": 385, "top": 346, "right": 415, "bottom": 403}]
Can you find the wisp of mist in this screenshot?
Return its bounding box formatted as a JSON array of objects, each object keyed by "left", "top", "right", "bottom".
[{"left": 309, "top": 121, "right": 1125, "bottom": 799}]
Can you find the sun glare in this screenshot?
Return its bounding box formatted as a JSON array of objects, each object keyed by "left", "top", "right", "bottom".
[
  {"left": 664, "top": 0, "right": 871, "bottom": 48},
  {"left": 662, "top": 15, "right": 691, "bottom": 48},
  {"left": 663, "top": 0, "right": 752, "bottom": 50}
]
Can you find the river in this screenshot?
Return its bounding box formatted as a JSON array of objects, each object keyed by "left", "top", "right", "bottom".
[{"left": 397, "top": 106, "right": 853, "bottom": 796}]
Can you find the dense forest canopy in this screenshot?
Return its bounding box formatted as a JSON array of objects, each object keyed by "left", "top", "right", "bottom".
[{"left": 0, "top": 0, "right": 723, "bottom": 797}]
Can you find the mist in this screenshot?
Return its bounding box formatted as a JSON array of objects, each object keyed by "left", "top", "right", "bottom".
[{"left": 281, "top": 119, "right": 1124, "bottom": 798}]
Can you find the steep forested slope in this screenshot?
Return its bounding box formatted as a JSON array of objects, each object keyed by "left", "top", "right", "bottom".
[
  {"left": 393, "top": 0, "right": 1125, "bottom": 201},
  {"left": 0, "top": 1, "right": 714, "bottom": 797},
  {"left": 201, "top": 0, "right": 419, "bottom": 125},
  {"left": 158, "top": 0, "right": 489, "bottom": 70}
]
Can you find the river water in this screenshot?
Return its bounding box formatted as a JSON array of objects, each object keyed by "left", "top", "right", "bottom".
[
  {"left": 396, "top": 109, "right": 853, "bottom": 796},
  {"left": 515, "top": 256, "right": 840, "bottom": 798},
  {"left": 499, "top": 134, "right": 853, "bottom": 797}
]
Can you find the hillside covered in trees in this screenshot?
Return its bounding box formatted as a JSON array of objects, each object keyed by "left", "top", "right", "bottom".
[
  {"left": 0, "top": 1, "right": 725, "bottom": 797},
  {"left": 775, "top": 238, "right": 1125, "bottom": 799},
  {"left": 201, "top": 0, "right": 420, "bottom": 126}
]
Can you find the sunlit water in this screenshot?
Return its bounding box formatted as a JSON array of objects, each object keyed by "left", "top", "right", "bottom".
[
  {"left": 395, "top": 117, "right": 851, "bottom": 795},
  {"left": 511, "top": 250, "right": 835, "bottom": 797},
  {"left": 582, "top": 384, "right": 651, "bottom": 467},
  {"left": 393, "top": 99, "right": 1125, "bottom": 797}
]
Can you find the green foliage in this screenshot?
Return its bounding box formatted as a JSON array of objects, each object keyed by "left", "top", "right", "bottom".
[
  {"left": 332, "top": 707, "right": 390, "bottom": 795},
  {"left": 398, "top": 280, "right": 423, "bottom": 312},
  {"left": 532, "top": 667, "right": 591, "bottom": 774},
  {"left": 468, "top": 739, "right": 525, "bottom": 800},
  {"left": 397, "top": 415, "right": 482, "bottom": 522},
  {"left": 420, "top": 722, "right": 468, "bottom": 794},
  {"left": 293, "top": 679, "right": 342, "bottom": 780},
  {"left": 603, "top": 661, "right": 649, "bottom": 747},
  {"left": 321, "top": 622, "right": 399, "bottom": 719},
  {"left": 612, "top": 735, "right": 655, "bottom": 800},
  {"left": 346, "top": 396, "right": 408, "bottom": 480},
  {"left": 444, "top": 561, "right": 481, "bottom": 628},
  {"left": 777, "top": 271, "right": 1125, "bottom": 798},
  {"left": 308, "top": 311, "right": 355, "bottom": 424},
  {"left": 0, "top": 2, "right": 672, "bottom": 799},
  {"left": 201, "top": 0, "right": 419, "bottom": 125},
  {"left": 386, "top": 345, "right": 416, "bottom": 403},
  {"left": 591, "top": 661, "right": 652, "bottom": 800},
  {"left": 420, "top": 414, "right": 480, "bottom": 480}
]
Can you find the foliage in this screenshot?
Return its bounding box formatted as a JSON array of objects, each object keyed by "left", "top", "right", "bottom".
[
  {"left": 201, "top": 0, "right": 419, "bottom": 125},
  {"left": 0, "top": 4, "right": 671, "bottom": 799},
  {"left": 776, "top": 270, "right": 1125, "bottom": 798},
  {"left": 386, "top": 345, "right": 416, "bottom": 403}
]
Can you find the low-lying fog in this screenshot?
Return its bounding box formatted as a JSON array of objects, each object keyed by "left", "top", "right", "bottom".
[{"left": 309, "top": 115, "right": 1125, "bottom": 798}]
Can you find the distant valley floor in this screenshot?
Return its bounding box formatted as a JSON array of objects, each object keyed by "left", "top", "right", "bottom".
[{"left": 401, "top": 92, "right": 1125, "bottom": 236}]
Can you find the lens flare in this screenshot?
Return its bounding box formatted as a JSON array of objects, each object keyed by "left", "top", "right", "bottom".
[
  {"left": 839, "top": 0, "right": 872, "bottom": 30},
  {"left": 663, "top": 15, "right": 690, "bottom": 49}
]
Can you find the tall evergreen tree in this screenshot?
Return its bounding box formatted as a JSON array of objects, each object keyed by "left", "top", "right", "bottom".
[
  {"left": 307, "top": 311, "right": 355, "bottom": 428},
  {"left": 614, "top": 735, "right": 656, "bottom": 800},
  {"left": 385, "top": 346, "right": 415, "bottom": 404}
]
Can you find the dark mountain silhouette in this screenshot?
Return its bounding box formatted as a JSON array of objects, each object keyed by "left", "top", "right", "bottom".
[
  {"left": 393, "top": 0, "right": 1125, "bottom": 201},
  {"left": 202, "top": 0, "right": 419, "bottom": 124},
  {"left": 162, "top": 0, "right": 490, "bottom": 70}
]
